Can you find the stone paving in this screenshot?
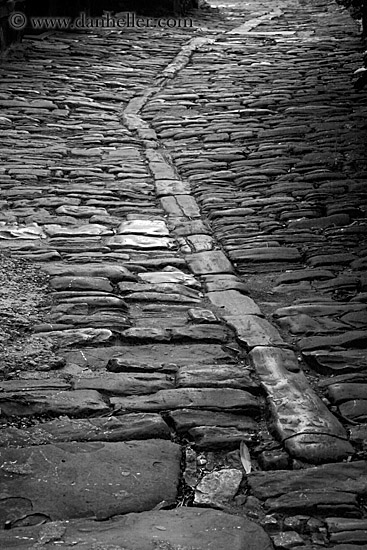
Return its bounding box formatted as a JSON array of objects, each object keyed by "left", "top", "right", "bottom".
[{"left": 0, "top": 0, "right": 367, "bottom": 548}]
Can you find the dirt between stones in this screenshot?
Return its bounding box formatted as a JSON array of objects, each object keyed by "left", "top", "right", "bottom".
[{"left": 0, "top": 252, "right": 59, "bottom": 380}]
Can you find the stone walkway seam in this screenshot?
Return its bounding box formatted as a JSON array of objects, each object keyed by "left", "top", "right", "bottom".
[{"left": 122, "top": 19, "right": 355, "bottom": 465}]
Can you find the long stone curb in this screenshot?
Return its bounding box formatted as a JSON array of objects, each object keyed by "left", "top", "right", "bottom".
[{"left": 122, "top": 28, "right": 355, "bottom": 464}]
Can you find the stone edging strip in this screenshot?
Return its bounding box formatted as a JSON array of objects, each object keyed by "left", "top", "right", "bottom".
[{"left": 122, "top": 28, "right": 354, "bottom": 464}]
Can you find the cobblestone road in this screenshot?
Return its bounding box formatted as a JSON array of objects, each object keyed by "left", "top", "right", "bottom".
[{"left": 0, "top": 0, "right": 367, "bottom": 548}]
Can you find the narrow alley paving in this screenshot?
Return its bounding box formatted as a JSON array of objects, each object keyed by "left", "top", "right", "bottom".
[{"left": 0, "top": 0, "right": 367, "bottom": 548}]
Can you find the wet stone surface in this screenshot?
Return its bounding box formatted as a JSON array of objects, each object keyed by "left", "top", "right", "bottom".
[{"left": 0, "top": 0, "right": 367, "bottom": 547}]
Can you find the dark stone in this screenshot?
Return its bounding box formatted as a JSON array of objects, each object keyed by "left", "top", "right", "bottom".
[
  {"left": 328, "top": 383, "right": 367, "bottom": 405},
  {"left": 0, "top": 390, "right": 109, "bottom": 418},
  {"left": 0, "top": 414, "right": 171, "bottom": 446},
  {"left": 0, "top": 441, "right": 181, "bottom": 522},
  {"left": 302, "top": 350, "right": 367, "bottom": 375},
  {"left": 248, "top": 461, "right": 367, "bottom": 500},
  {"left": 72, "top": 372, "right": 175, "bottom": 396},
  {"left": 168, "top": 409, "right": 258, "bottom": 433},
  {"left": 176, "top": 364, "right": 259, "bottom": 391},
  {"left": 258, "top": 450, "right": 290, "bottom": 471},
  {"left": 339, "top": 400, "right": 367, "bottom": 422},
  {"left": 188, "top": 426, "right": 257, "bottom": 449},
  {"left": 0, "top": 507, "right": 273, "bottom": 549},
  {"left": 112, "top": 388, "right": 260, "bottom": 414},
  {"left": 265, "top": 490, "right": 359, "bottom": 516}
]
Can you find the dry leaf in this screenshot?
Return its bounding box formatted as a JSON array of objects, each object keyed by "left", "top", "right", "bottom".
[{"left": 240, "top": 440, "right": 252, "bottom": 474}]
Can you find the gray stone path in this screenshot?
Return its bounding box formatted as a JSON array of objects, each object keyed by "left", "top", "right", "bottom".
[{"left": 0, "top": 0, "right": 367, "bottom": 548}]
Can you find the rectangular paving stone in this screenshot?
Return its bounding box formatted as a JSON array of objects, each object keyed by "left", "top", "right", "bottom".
[
  {"left": 328, "top": 383, "right": 367, "bottom": 405},
  {"left": 265, "top": 490, "right": 359, "bottom": 517},
  {"left": 249, "top": 347, "right": 353, "bottom": 463},
  {"left": 149, "top": 161, "right": 177, "bottom": 180},
  {"left": 156, "top": 180, "right": 191, "bottom": 196},
  {"left": 207, "top": 290, "right": 261, "bottom": 316},
  {"left": 0, "top": 379, "right": 71, "bottom": 392},
  {"left": 169, "top": 219, "right": 210, "bottom": 237},
  {"left": 160, "top": 195, "right": 201, "bottom": 218},
  {"left": 0, "top": 390, "right": 109, "bottom": 418},
  {"left": 112, "top": 388, "right": 260, "bottom": 414},
  {"left": 298, "top": 330, "right": 367, "bottom": 351},
  {"left": 72, "top": 373, "right": 175, "bottom": 396},
  {"left": 226, "top": 315, "right": 284, "bottom": 348},
  {"left": 0, "top": 440, "right": 181, "bottom": 522},
  {"left": 0, "top": 507, "right": 273, "bottom": 550},
  {"left": 106, "top": 235, "right": 173, "bottom": 249},
  {"left": 186, "top": 250, "right": 234, "bottom": 275},
  {"left": 248, "top": 461, "right": 367, "bottom": 500},
  {"left": 203, "top": 274, "right": 249, "bottom": 293},
  {"left": 339, "top": 400, "right": 367, "bottom": 422},
  {"left": 64, "top": 344, "right": 235, "bottom": 371},
  {"left": 0, "top": 414, "right": 171, "bottom": 447},
  {"left": 168, "top": 409, "right": 258, "bottom": 433},
  {"left": 42, "top": 263, "right": 136, "bottom": 281},
  {"left": 188, "top": 426, "right": 257, "bottom": 450},
  {"left": 176, "top": 364, "right": 259, "bottom": 391},
  {"left": 117, "top": 219, "right": 169, "bottom": 236}
]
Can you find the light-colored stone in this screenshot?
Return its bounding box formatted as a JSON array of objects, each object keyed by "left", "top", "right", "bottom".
[
  {"left": 194, "top": 469, "right": 243, "bottom": 506},
  {"left": 107, "top": 235, "right": 174, "bottom": 249},
  {"left": 249, "top": 347, "right": 354, "bottom": 463},
  {"left": 208, "top": 290, "right": 261, "bottom": 316},
  {"left": 117, "top": 219, "right": 169, "bottom": 236},
  {"left": 187, "top": 250, "right": 234, "bottom": 275}
]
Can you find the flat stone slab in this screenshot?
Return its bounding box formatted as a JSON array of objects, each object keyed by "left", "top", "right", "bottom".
[
  {"left": 0, "top": 389, "right": 109, "bottom": 418},
  {"left": 186, "top": 250, "right": 234, "bottom": 275},
  {"left": 0, "top": 507, "right": 272, "bottom": 549},
  {"left": 0, "top": 414, "right": 171, "bottom": 447},
  {"left": 302, "top": 350, "right": 367, "bottom": 375},
  {"left": 298, "top": 330, "right": 367, "bottom": 351},
  {"left": 188, "top": 425, "right": 257, "bottom": 449},
  {"left": 107, "top": 235, "right": 173, "bottom": 249},
  {"left": 65, "top": 344, "right": 234, "bottom": 370},
  {"left": 112, "top": 388, "right": 260, "bottom": 414},
  {"left": 43, "top": 263, "right": 137, "bottom": 282},
  {"left": 327, "top": 518, "right": 367, "bottom": 545},
  {"left": 117, "top": 219, "right": 169, "bottom": 236},
  {"left": 249, "top": 347, "right": 354, "bottom": 463},
  {"left": 176, "top": 364, "right": 259, "bottom": 391},
  {"left": 207, "top": 290, "right": 261, "bottom": 316},
  {"left": 72, "top": 373, "right": 174, "bottom": 396},
  {"left": 328, "top": 383, "right": 367, "bottom": 405},
  {"left": 339, "top": 400, "right": 367, "bottom": 422},
  {"left": 248, "top": 461, "right": 367, "bottom": 500},
  {"left": 0, "top": 440, "right": 181, "bottom": 523},
  {"left": 203, "top": 273, "right": 250, "bottom": 293},
  {"left": 169, "top": 409, "right": 258, "bottom": 434},
  {"left": 39, "top": 328, "right": 114, "bottom": 347},
  {"left": 156, "top": 179, "right": 191, "bottom": 196},
  {"left": 138, "top": 269, "right": 199, "bottom": 287},
  {"left": 230, "top": 246, "right": 301, "bottom": 262},
  {"left": 226, "top": 315, "right": 284, "bottom": 348},
  {"left": 194, "top": 469, "right": 243, "bottom": 507},
  {"left": 161, "top": 195, "right": 201, "bottom": 218},
  {"left": 265, "top": 490, "right": 359, "bottom": 516},
  {"left": 50, "top": 276, "right": 113, "bottom": 292}
]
